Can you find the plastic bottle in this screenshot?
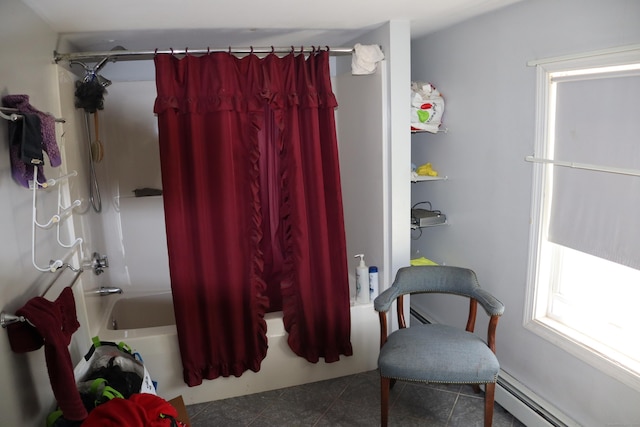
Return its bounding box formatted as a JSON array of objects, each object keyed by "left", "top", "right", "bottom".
[
  {"left": 369, "top": 266, "right": 379, "bottom": 300},
  {"left": 354, "top": 254, "right": 369, "bottom": 304}
]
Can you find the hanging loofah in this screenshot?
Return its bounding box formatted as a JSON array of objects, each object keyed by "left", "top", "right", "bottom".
[{"left": 74, "top": 79, "right": 107, "bottom": 113}]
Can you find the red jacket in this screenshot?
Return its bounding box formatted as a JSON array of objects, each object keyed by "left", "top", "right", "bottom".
[{"left": 82, "top": 393, "right": 186, "bottom": 427}]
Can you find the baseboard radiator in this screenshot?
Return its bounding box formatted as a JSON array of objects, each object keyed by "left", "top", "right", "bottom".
[{"left": 410, "top": 308, "right": 578, "bottom": 427}]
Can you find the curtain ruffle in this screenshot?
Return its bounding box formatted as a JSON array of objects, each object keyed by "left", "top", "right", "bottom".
[
  {"left": 277, "top": 51, "right": 353, "bottom": 364},
  {"left": 154, "top": 52, "right": 338, "bottom": 115}
]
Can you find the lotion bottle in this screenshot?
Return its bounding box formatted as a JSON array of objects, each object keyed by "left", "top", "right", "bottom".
[
  {"left": 369, "top": 266, "right": 379, "bottom": 300},
  {"left": 354, "top": 254, "right": 369, "bottom": 304}
]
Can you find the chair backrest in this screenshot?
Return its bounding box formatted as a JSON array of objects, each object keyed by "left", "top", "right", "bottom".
[
  {"left": 374, "top": 266, "right": 504, "bottom": 318},
  {"left": 393, "top": 265, "right": 480, "bottom": 297},
  {"left": 374, "top": 265, "right": 504, "bottom": 353}
]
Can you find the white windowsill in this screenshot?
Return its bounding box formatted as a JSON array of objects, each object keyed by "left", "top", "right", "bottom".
[{"left": 524, "top": 316, "right": 640, "bottom": 393}]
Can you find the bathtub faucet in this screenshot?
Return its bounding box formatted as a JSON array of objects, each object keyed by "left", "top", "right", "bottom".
[
  {"left": 93, "top": 286, "right": 123, "bottom": 296},
  {"left": 92, "top": 252, "right": 109, "bottom": 275}
]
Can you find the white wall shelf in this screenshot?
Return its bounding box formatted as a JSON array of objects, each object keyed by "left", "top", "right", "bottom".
[
  {"left": 411, "top": 175, "right": 447, "bottom": 182},
  {"left": 411, "top": 127, "right": 448, "bottom": 134},
  {"left": 411, "top": 125, "right": 448, "bottom": 233},
  {"left": 411, "top": 221, "right": 448, "bottom": 230}
]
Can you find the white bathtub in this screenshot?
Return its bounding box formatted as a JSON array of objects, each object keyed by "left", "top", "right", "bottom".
[
  {"left": 107, "top": 291, "right": 175, "bottom": 336},
  {"left": 89, "top": 290, "right": 379, "bottom": 404},
  {"left": 93, "top": 291, "right": 176, "bottom": 342}
]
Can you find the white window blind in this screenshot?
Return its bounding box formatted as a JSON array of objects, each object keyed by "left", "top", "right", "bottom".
[{"left": 547, "top": 71, "right": 640, "bottom": 270}]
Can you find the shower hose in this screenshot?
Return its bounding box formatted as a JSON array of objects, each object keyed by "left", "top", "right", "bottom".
[{"left": 83, "top": 112, "right": 102, "bottom": 213}]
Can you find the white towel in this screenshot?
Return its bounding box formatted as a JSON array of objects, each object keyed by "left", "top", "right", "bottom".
[{"left": 351, "top": 44, "right": 385, "bottom": 75}]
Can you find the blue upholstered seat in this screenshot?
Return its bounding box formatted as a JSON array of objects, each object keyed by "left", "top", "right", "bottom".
[
  {"left": 374, "top": 266, "right": 504, "bottom": 427},
  {"left": 378, "top": 324, "right": 500, "bottom": 384}
]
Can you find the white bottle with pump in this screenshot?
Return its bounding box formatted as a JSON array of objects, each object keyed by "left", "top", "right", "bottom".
[{"left": 354, "top": 254, "right": 369, "bottom": 304}]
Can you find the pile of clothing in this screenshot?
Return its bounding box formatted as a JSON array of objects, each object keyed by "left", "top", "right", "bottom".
[
  {"left": 47, "top": 340, "right": 182, "bottom": 427},
  {"left": 6, "top": 288, "right": 181, "bottom": 426},
  {"left": 2, "top": 94, "right": 61, "bottom": 187}
]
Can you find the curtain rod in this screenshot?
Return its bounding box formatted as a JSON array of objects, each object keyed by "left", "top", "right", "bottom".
[
  {"left": 54, "top": 46, "right": 356, "bottom": 64},
  {"left": 527, "top": 43, "right": 640, "bottom": 67},
  {"left": 525, "top": 155, "right": 640, "bottom": 178}
]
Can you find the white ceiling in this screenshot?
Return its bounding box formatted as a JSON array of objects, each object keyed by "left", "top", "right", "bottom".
[{"left": 22, "top": 0, "right": 521, "bottom": 55}]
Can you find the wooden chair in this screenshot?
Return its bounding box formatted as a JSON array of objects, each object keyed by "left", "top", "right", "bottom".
[{"left": 373, "top": 266, "right": 504, "bottom": 426}]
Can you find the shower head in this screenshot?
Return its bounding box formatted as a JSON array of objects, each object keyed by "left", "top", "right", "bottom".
[
  {"left": 90, "top": 56, "right": 113, "bottom": 86},
  {"left": 95, "top": 73, "right": 112, "bottom": 87},
  {"left": 70, "top": 46, "right": 126, "bottom": 111},
  {"left": 70, "top": 60, "right": 112, "bottom": 87}
]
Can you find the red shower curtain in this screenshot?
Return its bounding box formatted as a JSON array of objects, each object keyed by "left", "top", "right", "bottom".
[{"left": 154, "top": 51, "right": 353, "bottom": 386}]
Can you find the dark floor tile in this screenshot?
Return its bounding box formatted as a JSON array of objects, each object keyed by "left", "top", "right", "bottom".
[
  {"left": 257, "top": 392, "right": 333, "bottom": 426},
  {"left": 190, "top": 411, "right": 253, "bottom": 427},
  {"left": 389, "top": 413, "right": 446, "bottom": 427},
  {"left": 314, "top": 399, "right": 380, "bottom": 426},
  {"left": 448, "top": 393, "right": 514, "bottom": 427},
  {"left": 279, "top": 374, "right": 351, "bottom": 404},
  {"left": 186, "top": 401, "right": 212, "bottom": 420},
  {"left": 344, "top": 371, "right": 417, "bottom": 411},
  {"left": 340, "top": 372, "right": 384, "bottom": 407},
  {"left": 457, "top": 384, "right": 486, "bottom": 398},
  {"left": 188, "top": 390, "right": 281, "bottom": 427},
  {"left": 416, "top": 381, "right": 464, "bottom": 394},
  {"left": 390, "top": 382, "right": 458, "bottom": 424},
  {"left": 512, "top": 417, "right": 527, "bottom": 426},
  {"left": 186, "top": 370, "right": 526, "bottom": 427}
]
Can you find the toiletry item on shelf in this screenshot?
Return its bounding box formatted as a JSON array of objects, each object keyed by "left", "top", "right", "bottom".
[
  {"left": 416, "top": 162, "right": 438, "bottom": 177},
  {"left": 369, "top": 266, "right": 379, "bottom": 300},
  {"left": 410, "top": 82, "right": 445, "bottom": 133},
  {"left": 410, "top": 257, "right": 439, "bottom": 266},
  {"left": 354, "top": 254, "right": 369, "bottom": 304},
  {"left": 133, "top": 188, "right": 163, "bottom": 197}
]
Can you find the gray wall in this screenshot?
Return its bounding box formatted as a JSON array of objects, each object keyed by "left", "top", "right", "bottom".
[
  {"left": 344, "top": 21, "right": 413, "bottom": 293},
  {"left": 410, "top": 0, "right": 640, "bottom": 425}
]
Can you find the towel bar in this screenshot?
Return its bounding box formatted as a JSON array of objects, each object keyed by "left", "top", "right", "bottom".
[{"left": 0, "top": 266, "right": 83, "bottom": 328}]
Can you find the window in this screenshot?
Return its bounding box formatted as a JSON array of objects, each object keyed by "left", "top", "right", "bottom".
[{"left": 525, "top": 45, "right": 640, "bottom": 390}]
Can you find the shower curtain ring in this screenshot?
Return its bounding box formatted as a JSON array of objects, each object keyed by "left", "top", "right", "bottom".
[
  {"left": 271, "top": 46, "right": 275, "bottom": 54},
  {"left": 154, "top": 48, "right": 158, "bottom": 57},
  {"left": 185, "top": 47, "right": 189, "bottom": 55}
]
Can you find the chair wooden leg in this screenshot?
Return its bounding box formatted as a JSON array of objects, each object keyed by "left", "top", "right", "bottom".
[
  {"left": 484, "top": 382, "right": 496, "bottom": 427},
  {"left": 381, "top": 376, "right": 390, "bottom": 427}
]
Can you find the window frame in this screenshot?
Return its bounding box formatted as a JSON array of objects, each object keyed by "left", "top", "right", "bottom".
[{"left": 524, "top": 44, "right": 640, "bottom": 392}]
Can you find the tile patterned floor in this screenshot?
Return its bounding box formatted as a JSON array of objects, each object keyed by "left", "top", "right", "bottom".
[{"left": 186, "top": 370, "right": 526, "bottom": 426}]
